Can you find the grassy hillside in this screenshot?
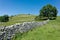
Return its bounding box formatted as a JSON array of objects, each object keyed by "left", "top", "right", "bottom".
[
  {"left": 12, "top": 16, "right": 60, "bottom": 40},
  {"left": 0, "top": 14, "right": 36, "bottom": 26}
]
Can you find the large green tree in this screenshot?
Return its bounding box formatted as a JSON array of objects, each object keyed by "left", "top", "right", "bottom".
[{"left": 39, "top": 4, "right": 58, "bottom": 20}]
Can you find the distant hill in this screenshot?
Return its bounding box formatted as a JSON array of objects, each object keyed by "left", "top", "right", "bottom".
[{"left": 0, "top": 14, "right": 36, "bottom": 26}]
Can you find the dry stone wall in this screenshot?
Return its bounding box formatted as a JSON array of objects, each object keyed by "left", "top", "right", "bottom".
[{"left": 0, "top": 20, "right": 49, "bottom": 40}]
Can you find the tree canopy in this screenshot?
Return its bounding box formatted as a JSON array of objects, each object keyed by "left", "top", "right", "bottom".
[
  {"left": 39, "top": 4, "right": 58, "bottom": 20},
  {"left": 0, "top": 15, "right": 9, "bottom": 22}
]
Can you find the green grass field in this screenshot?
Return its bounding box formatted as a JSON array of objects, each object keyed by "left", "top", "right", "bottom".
[
  {"left": 12, "top": 16, "right": 60, "bottom": 40},
  {"left": 0, "top": 14, "right": 60, "bottom": 40},
  {"left": 0, "top": 14, "right": 36, "bottom": 26}
]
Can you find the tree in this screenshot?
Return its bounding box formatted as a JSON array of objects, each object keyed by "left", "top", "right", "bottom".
[
  {"left": 39, "top": 4, "right": 58, "bottom": 20},
  {"left": 0, "top": 16, "right": 2, "bottom": 22},
  {"left": 0, "top": 15, "right": 9, "bottom": 22}
]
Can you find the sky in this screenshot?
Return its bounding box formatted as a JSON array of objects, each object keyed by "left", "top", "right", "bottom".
[{"left": 0, "top": 0, "right": 60, "bottom": 16}]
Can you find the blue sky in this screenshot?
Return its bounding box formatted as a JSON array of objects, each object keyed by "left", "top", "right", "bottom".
[{"left": 0, "top": 0, "right": 60, "bottom": 16}]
